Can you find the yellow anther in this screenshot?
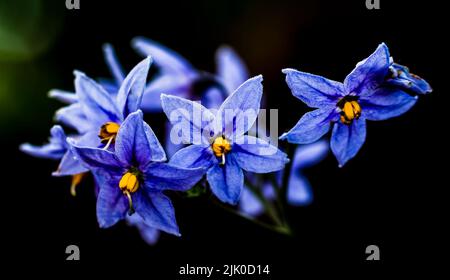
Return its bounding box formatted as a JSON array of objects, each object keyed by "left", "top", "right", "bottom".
[
  {"left": 70, "top": 172, "right": 86, "bottom": 197},
  {"left": 340, "top": 100, "right": 362, "bottom": 125},
  {"left": 99, "top": 122, "right": 120, "bottom": 144},
  {"left": 119, "top": 172, "right": 139, "bottom": 193},
  {"left": 212, "top": 136, "right": 231, "bottom": 165}
]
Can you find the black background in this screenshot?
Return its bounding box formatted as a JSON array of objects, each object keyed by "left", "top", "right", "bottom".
[{"left": 3, "top": 0, "right": 446, "bottom": 273}]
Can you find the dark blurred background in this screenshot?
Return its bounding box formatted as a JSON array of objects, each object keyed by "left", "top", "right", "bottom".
[{"left": 2, "top": 0, "right": 445, "bottom": 272}]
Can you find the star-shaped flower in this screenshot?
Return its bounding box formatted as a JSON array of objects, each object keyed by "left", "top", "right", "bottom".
[
  {"left": 161, "top": 75, "right": 289, "bottom": 204},
  {"left": 280, "top": 43, "right": 428, "bottom": 166},
  {"left": 70, "top": 111, "right": 205, "bottom": 234}
]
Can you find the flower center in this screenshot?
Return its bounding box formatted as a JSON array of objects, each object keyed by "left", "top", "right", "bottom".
[
  {"left": 99, "top": 122, "right": 120, "bottom": 149},
  {"left": 337, "top": 97, "right": 361, "bottom": 125},
  {"left": 119, "top": 170, "right": 141, "bottom": 215},
  {"left": 212, "top": 136, "right": 231, "bottom": 165}
]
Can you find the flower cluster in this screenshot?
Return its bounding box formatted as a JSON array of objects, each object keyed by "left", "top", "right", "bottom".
[{"left": 21, "top": 40, "right": 431, "bottom": 244}]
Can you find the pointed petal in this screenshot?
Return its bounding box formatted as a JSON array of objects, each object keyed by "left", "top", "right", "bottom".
[
  {"left": 55, "top": 103, "right": 91, "bottom": 134},
  {"left": 216, "top": 75, "right": 263, "bottom": 139},
  {"left": 20, "top": 125, "right": 67, "bottom": 159},
  {"left": 206, "top": 154, "right": 243, "bottom": 205},
  {"left": 330, "top": 119, "right": 367, "bottom": 167},
  {"left": 169, "top": 144, "right": 216, "bottom": 169},
  {"left": 115, "top": 110, "right": 166, "bottom": 168},
  {"left": 132, "top": 37, "right": 194, "bottom": 75},
  {"left": 102, "top": 43, "right": 125, "bottom": 84},
  {"left": 282, "top": 68, "right": 344, "bottom": 108},
  {"left": 96, "top": 171, "right": 128, "bottom": 228},
  {"left": 280, "top": 107, "right": 338, "bottom": 144},
  {"left": 48, "top": 89, "right": 78, "bottom": 104},
  {"left": 74, "top": 71, "right": 122, "bottom": 126},
  {"left": 233, "top": 136, "right": 289, "bottom": 173},
  {"left": 344, "top": 43, "right": 390, "bottom": 97},
  {"left": 387, "top": 63, "right": 432, "bottom": 95},
  {"left": 116, "top": 57, "right": 152, "bottom": 117},
  {"left": 134, "top": 190, "right": 180, "bottom": 236},
  {"left": 216, "top": 46, "right": 249, "bottom": 93},
  {"left": 69, "top": 139, "right": 122, "bottom": 171},
  {"left": 238, "top": 186, "right": 264, "bottom": 216},
  {"left": 161, "top": 94, "right": 215, "bottom": 145},
  {"left": 52, "top": 150, "right": 88, "bottom": 176},
  {"left": 360, "top": 87, "right": 418, "bottom": 121},
  {"left": 143, "top": 162, "right": 206, "bottom": 191},
  {"left": 292, "top": 140, "right": 329, "bottom": 169}
]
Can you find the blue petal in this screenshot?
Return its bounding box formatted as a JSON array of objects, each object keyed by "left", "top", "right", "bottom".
[
  {"left": 280, "top": 107, "right": 338, "bottom": 144},
  {"left": 202, "top": 87, "right": 226, "bottom": 110},
  {"left": 292, "top": 140, "right": 329, "bottom": 169},
  {"left": 141, "top": 75, "right": 193, "bottom": 112},
  {"left": 344, "top": 43, "right": 390, "bottom": 97},
  {"left": 126, "top": 214, "right": 160, "bottom": 245},
  {"left": 48, "top": 89, "right": 78, "bottom": 104},
  {"left": 20, "top": 125, "right": 67, "bottom": 159},
  {"left": 282, "top": 68, "right": 344, "bottom": 108},
  {"left": 55, "top": 103, "right": 91, "bottom": 134},
  {"left": 387, "top": 63, "right": 432, "bottom": 95},
  {"left": 330, "top": 119, "right": 367, "bottom": 167},
  {"left": 143, "top": 162, "right": 206, "bottom": 191},
  {"left": 102, "top": 43, "right": 125, "bottom": 85},
  {"left": 74, "top": 71, "right": 122, "bottom": 126},
  {"left": 287, "top": 172, "right": 313, "bottom": 206},
  {"left": 70, "top": 139, "right": 123, "bottom": 171},
  {"left": 206, "top": 154, "right": 243, "bottom": 205},
  {"left": 360, "top": 87, "right": 418, "bottom": 121},
  {"left": 52, "top": 150, "right": 88, "bottom": 176},
  {"left": 116, "top": 57, "right": 152, "bottom": 117},
  {"left": 216, "top": 75, "right": 263, "bottom": 139},
  {"left": 115, "top": 110, "right": 166, "bottom": 168},
  {"left": 161, "top": 94, "right": 215, "bottom": 145},
  {"left": 169, "top": 144, "right": 216, "bottom": 169},
  {"left": 96, "top": 170, "right": 128, "bottom": 228},
  {"left": 238, "top": 186, "right": 264, "bottom": 217},
  {"left": 132, "top": 37, "right": 194, "bottom": 75},
  {"left": 133, "top": 190, "right": 180, "bottom": 236},
  {"left": 233, "top": 136, "right": 289, "bottom": 173},
  {"left": 216, "top": 46, "right": 249, "bottom": 94}
]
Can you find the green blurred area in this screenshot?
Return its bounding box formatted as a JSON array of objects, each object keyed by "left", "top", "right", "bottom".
[{"left": 0, "top": 0, "right": 64, "bottom": 132}]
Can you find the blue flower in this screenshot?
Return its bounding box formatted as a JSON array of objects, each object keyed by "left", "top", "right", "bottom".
[
  {"left": 280, "top": 43, "right": 425, "bottom": 166},
  {"left": 239, "top": 140, "right": 329, "bottom": 216},
  {"left": 70, "top": 111, "right": 205, "bottom": 234},
  {"left": 132, "top": 38, "right": 249, "bottom": 111},
  {"left": 161, "top": 75, "right": 289, "bottom": 204},
  {"left": 386, "top": 62, "right": 432, "bottom": 95}
]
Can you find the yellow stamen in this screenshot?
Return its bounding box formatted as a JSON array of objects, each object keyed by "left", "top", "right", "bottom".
[
  {"left": 70, "top": 173, "right": 86, "bottom": 197},
  {"left": 99, "top": 122, "right": 120, "bottom": 144},
  {"left": 212, "top": 136, "right": 231, "bottom": 165},
  {"left": 340, "top": 100, "right": 362, "bottom": 125},
  {"left": 119, "top": 172, "right": 139, "bottom": 193}
]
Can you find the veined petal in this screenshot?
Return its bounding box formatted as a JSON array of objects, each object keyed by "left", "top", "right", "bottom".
[
  {"left": 216, "top": 46, "right": 249, "bottom": 94},
  {"left": 233, "top": 136, "right": 289, "bottom": 173},
  {"left": 169, "top": 144, "right": 216, "bottom": 169},
  {"left": 207, "top": 154, "right": 243, "bottom": 205},
  {"left": 344, "top": 43, "right": 390, "bottom": 97},
  {"left": 69, "top": 139, "right": 122, "bottom": 171},
  {"left": 48, "top": 89, "right": 78, "bottom": 104},
  {"left": 132, "top": 37, "right": 194, "bottom": 75},
  {"left": 115, "top": 110, "right": 166, "bottom": 168},
  {"left": 143, "top": 162, "right": 206, "bottom": 191},
  {"left": 133, "top": 190, "right": 180, "bottom": 236},
  {"left": 280, "top": 107, "right": 338, "bottom": 144},
  {"left": 55, "top": 103, "right": 91, "bottom": 134},
  {"left": 96, "top": 171, "right": 128, "bottom": 228},
  {"left": 102, "top": 43, "right": 125, "bottom": 85},
  {"left": 52, "top": 150, "right": 88, "bottom": 176},
  {"left": 360, "top": 87, "right": 418, "bottom": 121},
  {"left": 116, "top": 57, "right": 152, "bottom": 117},
  {"left": 161, "top": 94, "right": 215, "bottom": 145},
  {"left": 282, "top": 68, "right": 344, "bottom": 108},
  {"left": 330, "top": 119, "right": 367, "bottom": 167},
  {"left": 216, "top": 75, "right": 263, "bottom": 139},
  {"left": 74, "top": 71, "right": 122, "bottom": 126}
]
